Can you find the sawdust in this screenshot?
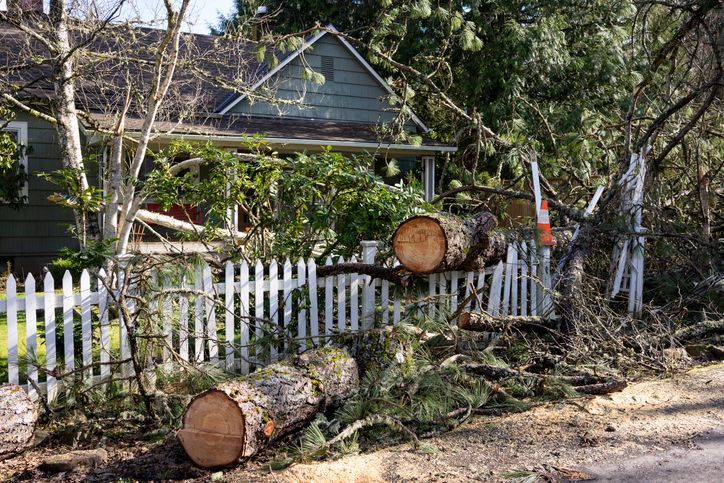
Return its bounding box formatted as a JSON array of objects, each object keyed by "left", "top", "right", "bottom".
[{"left": 261, "top": 362, "right": 724, "bottom": 482}]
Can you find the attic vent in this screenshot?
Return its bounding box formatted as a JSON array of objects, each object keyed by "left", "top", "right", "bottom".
[{"left": 321, "top": 56, "right": 335, "bottom": 82}]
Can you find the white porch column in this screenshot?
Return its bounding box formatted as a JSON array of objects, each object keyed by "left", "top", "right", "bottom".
[{"left": 422, "top": 155, "right": 435, "bottom": 202}]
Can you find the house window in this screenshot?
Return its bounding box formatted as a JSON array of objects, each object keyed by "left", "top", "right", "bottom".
[
  {"left": 1, "top": 121, "right": 29, "bottom": 203},
  {"left": 321, "top": 56, "right": 335, "bottom": 82}
]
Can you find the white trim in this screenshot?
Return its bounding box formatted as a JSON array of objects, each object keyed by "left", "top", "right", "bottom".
[
  {"left": 217, "top": 24, "right": 430, "bottom": 133},
  {"left": 121, "top": 130, "right": 457, "bottom": 153},
  {"left": 1, "top": 120, "right": 29, "bottom": 202}
]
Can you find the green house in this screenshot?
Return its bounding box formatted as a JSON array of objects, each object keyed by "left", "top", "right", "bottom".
[{"left": 0, "top": 21, "right": 455, "bottom": 272}]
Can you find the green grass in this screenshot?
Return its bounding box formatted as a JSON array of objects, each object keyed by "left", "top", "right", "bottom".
[{"left": 1, "top": 310, "right": 121, "bottom": 384}]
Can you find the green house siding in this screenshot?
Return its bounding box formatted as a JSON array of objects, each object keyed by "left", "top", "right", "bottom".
[
  {"left": 0, "top": 112, "right": 79, "bottom": 272},
  {"left": 229, "top": 35, "right": 415, "bottom": 128}
]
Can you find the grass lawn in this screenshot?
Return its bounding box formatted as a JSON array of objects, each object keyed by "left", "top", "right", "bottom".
[{"left": 1, "top": 310, "right": 121, "bottom": 384}]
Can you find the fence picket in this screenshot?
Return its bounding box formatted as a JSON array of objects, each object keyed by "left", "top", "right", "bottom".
[
  {"left": 520, "top": 242, "right": 529, "bottom": 317},
  {"left": 361, "top": 241, "right": 377, "bottom": 329},
  {"left": 428, "top": 273, "right": 436, "bottom": 316},
  {"left": 269, "top": 260, "right": 279, "bottom": 361},
  {"left": 24, "top": 274, "right": 37, "bottom": 400},
  {"left": 204, "top": 264, "right": 218, "bottom": 365},
  {"left": 324, "top": 257, "right": 333, "bottom": 338},
  {"left": 438, "top": 272, "right": 446, "bottom": 313},
  {"left": 6, "top": 275, "right": 18, "bottom": 384},
  {"left": 296, "top": 259, "right": 306, "bottom": 353},
  {"left": 530, "top": 242, "right": 538, "bottom": 316},
  {"left": 307, "top": 258, "right": 319, "bottom": 346},
  {"left": 283, "top": 259, "right": 293, "bottom": 352},
  {"left": 97, "top": 270, "right": 110, "bottom": 382},
  {"left": 116, "top": 262, "right": 131, "bottom": 377},
  {"left": 464, "top": 272, "right": 474, "bottom": 311},
  {"left": 43, "top": 272, "right": 57, "bottom": 401},
  {"left": 487, "top": 262, "right": 504, "bottom": 315},
  {"left": 239, "top": 262, "right": 249, "bottom": 373},
  {"left": 381, "top": 274, "right": 389, "bottom": 325},
  {"left": 349, "top": 256, "right": 359, "bottom": 332},
  {"left": 254, "top": 260, "right": 264, "bottom": 363},
  {"left": 337, "top": 257, "right": 347, "bottom": 332},
  {"left": 162, "top": 275, "right": 173, "bottom": 363},
  {"left": 476, "top": 270, "right": 486, "bottom": 310},
  {"left": 541, "top": 247, "right": 553, "bottom": 315},
  {"left": 80, "top": 270, "right": 92, "bottom": 383},
  {"left": 179, "top": 275, "right": 189, "bottom": 362},
  {"left": 510, "top": 245, "right": 519, "bottom": 316},
  {"left": 225, "top": 261, "right": 235, "bottom": 370},
  {"left": 194, "top": 265, "right": 204, "bottom": 363},
  {"left": 501, "top": 246, "right": 515, "bottom": 315},
  {"left": 62, "top": 271, "right": 74, "bottom": 377},
  {"left": 450, "top": 271, "right": 459, "bottom": 313}
]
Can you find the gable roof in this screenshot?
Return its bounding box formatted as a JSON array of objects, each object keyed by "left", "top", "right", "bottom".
[
  {"left": 216, "top": 24, "right": 430, "bottom": 133},
  {"left": 1, "top": 21, "right": 451, "bottom": 152}
]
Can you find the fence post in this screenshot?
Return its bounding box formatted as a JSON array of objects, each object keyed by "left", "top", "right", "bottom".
[{"left": 361, "top": 241, "right": 378, "bottom": 329}]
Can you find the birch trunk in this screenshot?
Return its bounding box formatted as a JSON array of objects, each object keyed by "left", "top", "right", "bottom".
[{"left": 49, "top": 0, "right": 96, "bottom": 246}]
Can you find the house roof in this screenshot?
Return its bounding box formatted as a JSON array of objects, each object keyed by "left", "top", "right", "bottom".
[{"left": 0, "top": 20, "right": 454, "bottom": 153}]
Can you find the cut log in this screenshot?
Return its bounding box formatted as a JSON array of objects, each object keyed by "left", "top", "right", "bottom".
[
  {"left": 457, "top": 311, "right": 557, "bottom": 333},
  {"left": 392, "top": 212, "right": 504, "bottom": 274},
  {"left": 177, "top": 348, "right": 358, "bottom": 468},
  {"left": 0, "top": 384, "right": 38, "bottom": 461},
  {"left": 674, "top": 319, "right": 724, "bottom": 341}
]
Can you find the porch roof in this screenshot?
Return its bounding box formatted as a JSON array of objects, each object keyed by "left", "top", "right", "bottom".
[{"left": 85, "top": 113, "right": 457, "bottom": 155}]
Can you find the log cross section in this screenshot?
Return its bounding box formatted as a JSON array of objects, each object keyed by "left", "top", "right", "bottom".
[
  {"left": 392, "top": 212, "right": 503, "bottom": 274},
  {"left": 177, "top": 348, "right": 358, "bottom": 468}
]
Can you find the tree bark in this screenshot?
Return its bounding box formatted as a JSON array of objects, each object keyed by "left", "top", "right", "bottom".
[
  {"left": 0, "top": 384, "right": 37, "bottom": 460},
  {"left": 457, "top": 311, "right": 557, "bottom": 333},
  {"left": 177, "top": 348, "right": 358, "bottom": 468},
  {"left": 392, "top": 211, "right": 504, "bottom": 274}
]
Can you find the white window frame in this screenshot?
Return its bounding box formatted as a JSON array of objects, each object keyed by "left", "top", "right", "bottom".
[{"left": 1, "top": 120, "right": 29, "bottom": 202}]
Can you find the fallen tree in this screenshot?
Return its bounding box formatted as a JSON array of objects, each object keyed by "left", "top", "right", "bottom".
[
  {"left": 392, "top": 211, "right": 504, "bottom": 273},
  {"left": 0, "top": 384, "right": 38, "bottom": 460},
  {"left": 177, "top": 348, "right": 358, "bottom": 468}
]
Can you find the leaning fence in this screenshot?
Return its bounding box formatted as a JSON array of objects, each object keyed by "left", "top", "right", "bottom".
[{"left": 0, "top": 240, "right": 552, "bottom": 402}]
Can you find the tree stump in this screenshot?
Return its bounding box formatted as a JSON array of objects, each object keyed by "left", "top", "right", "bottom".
[
  {"left": 392, "top": 212, "right": 504, "bottom": 274},
  {"left": 0, "top": 384, "right": 37, "bottom": 460},
  {"left": 177, "top": 348, "right": 358, "bottom": 468}
]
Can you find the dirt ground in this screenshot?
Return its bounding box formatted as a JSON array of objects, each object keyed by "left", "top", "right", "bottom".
[{"left": 2, "top": 362, "right": 723, "bottom": 482}]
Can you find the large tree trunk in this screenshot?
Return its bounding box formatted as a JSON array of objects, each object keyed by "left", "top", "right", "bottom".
[
  {"left": 392, "top": 212, "right": 504, "bottom": 274},
  {"left": 0, "top": 384, "right": 37, "bottom": 461},
  {"left": 177, "top": 348, "right": 358, "bottom": 468}
]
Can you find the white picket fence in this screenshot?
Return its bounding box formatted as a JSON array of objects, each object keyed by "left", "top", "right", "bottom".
[{"left": 0, "top": 240, "right": 551, "bottom": 402}]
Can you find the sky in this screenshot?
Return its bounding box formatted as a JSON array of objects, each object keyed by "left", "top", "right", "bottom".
[{"left": 120, "top": 0, "right": 237, "bottom": 34}]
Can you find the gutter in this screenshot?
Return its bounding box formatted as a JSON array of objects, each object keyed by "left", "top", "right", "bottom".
[{"left": 118, "top": 131, "right": 458, "bottom": 153}]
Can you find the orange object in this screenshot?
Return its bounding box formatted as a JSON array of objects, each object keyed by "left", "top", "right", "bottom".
[{"left": 537, "top": 200, "right": 556, "bottom": 246}]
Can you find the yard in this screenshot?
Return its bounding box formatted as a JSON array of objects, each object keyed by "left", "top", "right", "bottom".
[{"left": 0, "top": 305, "right": 121, "bottom": 385}]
